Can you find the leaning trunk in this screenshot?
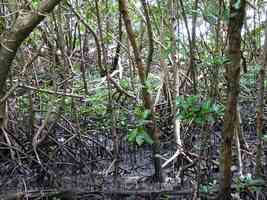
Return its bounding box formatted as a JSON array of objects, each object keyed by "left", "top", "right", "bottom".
[
  {"left": 119, "top": 0, "right": 163, "bottom": 182},
  {"left": 0, "top": 0, "right": 62, "bottom": 95},
  {"left": 0, "top": 0, "right": 62, "bottom": 158}
]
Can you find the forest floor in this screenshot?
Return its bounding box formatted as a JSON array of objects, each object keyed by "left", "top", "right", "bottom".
[{"left": 0, "top": 97, "right": 266, "bottom": 200}]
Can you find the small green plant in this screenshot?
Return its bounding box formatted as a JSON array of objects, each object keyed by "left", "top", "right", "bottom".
[
  {"left": 241, "top": 63, "right": 261, "bottom": 89},
  {"left": 38, "top": 92, "right": 56, "bottom": 111},
  {"left": 119, "top": 79, "right": 130, "bottom": 90},
  {"left": 199, "top": 182, "right": 214, "bottom": 194},
  {"left": 261, "top": 134, "right": 267, "bottom": 145},
  {"left": 235, "top": 174, "right": 265, "bottom": 193},
  {"left": 17, "top": 95, "right": 29, "bottom": 113},
  {"left": 31, "top": 0, "right": 40, "bottom": 9},
  {"left": 127, "top": 126, "right": 154, "bottom": 146},
  {"left": 81, "top": 89, "right": 108, "bottom": 116},
  {"left": 127, "top": 106, "right": 154, "bottom": 146},
  {"left": 176, "top": 95, "right": 224, "bottom": 125}
]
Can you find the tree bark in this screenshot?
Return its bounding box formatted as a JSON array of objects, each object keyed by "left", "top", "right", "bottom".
[
  {"left": 95, "top": 0, "right": 107, "bottom": 67},
  {"left": 255, "top": 14, "right": 267, "bottom": 178},
  {"left": 111, "top": 14, "right": 123, "bottom": 72},
  {"left": 0, "top": 0, "right": 62, "bottom": 130},
  {"left": 190, "top": 0, "right": 199, "bottom": 94},
  {"left": 65, "top": 2, "right": 106, "bottom": 77},
  {"left": 218, "top": 1, "right": 246, "bottom": 199},
  {"left": 141, "top": 0, "right": 154, "bottom": 78},
  {"left": 179, "top": 0, "right": 198, "bottom": 94},
  {"left": 119, "top": 0, "right": 163, "bottom": 182}
]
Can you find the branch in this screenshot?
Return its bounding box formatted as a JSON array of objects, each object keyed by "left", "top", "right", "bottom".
[
  {"left": 66, "top": 2, "right": 105, "bottom": 76},
  {"left": 0, "top": 83, "right": 19, "bottom": 105},
  {"left": 107, "top": 75, "right": 136, "bottom": 99},
  {"left": 18, "top": 84, "right": 84, "bottom": 99},
  {"left": 0, "top": 0, "right": 63, "bottom": 94}
]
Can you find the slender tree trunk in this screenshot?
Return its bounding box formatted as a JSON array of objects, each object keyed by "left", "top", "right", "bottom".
[
  {"left": 179, "top": 0, "right": 198, "bottom": 94},
  {"left": 95, "top": 0, "right": 107, "bottom": 66},
  {"left": 255, "top": 14, "right": 267, "bottom": 178},
  {"left": 111, "top": 14, "right": 123, "bottom": 72},
  {"left": 67, "top": 2, "right": 106, "bottom": 77},
  {"left": 218, "top": 1, "right": 246, "bottom": 199},
  {"left": 78, "top": 24, "right": 89, "bottom": 95},
  {"left": 190, "top": 0, "right": 198, "bottom": 94},
  {"left": 210, "top": 0, "right": 223, "bottom": 100},
  {"left": 141, "top": 0, "right": 154, "bottom": 78},
  {"left": 168, "top": 0, "right": 182, "bottom": 164},
  {"left": 119, "top": 0, "right": 163, "bottom": 182}
]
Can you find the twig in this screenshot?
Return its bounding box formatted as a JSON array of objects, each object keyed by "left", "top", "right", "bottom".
[
  {"left": 32, "top": 107, "right": 54, "bottom": 164},
  {"left": 162, "top": 146, "right": 182, "bottom": 168},
  {"left": 97, "top": 70, "right": 119, "bottom": 86},
  {"left": 235, "top": 128, "right": 243, "bottom": 178},
  {"left": 18, "top": 84, "right": 83, "bottom": 99},
  {"left": 22, "top": 179, "right": 29, "bottom": 200},
  {"left": 66, "top": 2, "right": 105, "bottom": 76},
  {"left": 1, "top": 127, "right": 15, "bottom": 160},
  {"left": 105, "top": 159, "right": 117, "bottom": 176},
  {"left": 153, "top": 70, "right": 165, "bottom": 109},
  {"left": 246, "top": 0, "right": 256, "bottom": 9},
  {"left": 107, "top": 75, "right": 136, "bottom": 99},
  {"left": 188, "top": 152, "right": 219, "bottom": 166},
  {"left": 20, "top": 43, "right": 43, "bottom": 76},
  {"left": 0, "top": 83, "right": 19, "bottom": 105}
]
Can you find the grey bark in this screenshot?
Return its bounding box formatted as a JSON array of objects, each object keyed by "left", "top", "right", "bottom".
[{"left": 0, "top": 0, "right": 62, "bottom": 96}]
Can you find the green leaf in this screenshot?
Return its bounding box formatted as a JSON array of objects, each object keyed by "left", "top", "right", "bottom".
[
  {"left": 175, "top": 95, "right": 224, "bottom": 124},
  {"left": 136, "top": 134, "right": 145, "bottom": 146},
  {"left": 201, "top": 100, "right": 211, "bottom": 113},
  {"left": 143, "top": 132, "right": 154, "bottom": 145},
  {"left": 200, "top": 185, "right": 209, "bottom": 193},
  {"left": 64, "top": 97, "right": 71, "bottom": 104},
  {"left": 32, "top": 0, "right": 42, "bottom": 9},
  {"left": 127, "top": 127, "right": 153, "bottom": 146},
  {"left": 195, "top": 117, "right": 204, "bottom": 125},
  {"left": 120, "top": 79, "right": 130, "bottom": 89},
  {"left": 139, "top": 119, "right": 151, "bottom": 126},
  {"left": 264, "top": 80, "right": 267, "bottom": 88},
  {"left": 137, "top": 126, "right": 145, "bottom": 133},
  {"left": 142, "top": 109, "right": 151, "bottom": 120},
  {"left": 127, "top": 129, "right": 138, "bottom": 143},
  {"left": 188, "top": 95, "right": 198, "bottom": 104},
  {"left": 247, "top": 179, "right": 265, "bottom": 187},
  {"left": 233, "top": 0, "right": 241, "bottom": 9},
  {"left": 207, "top": 115, "right": 214, "bottom": 123},
  {"left": 176, "top": 96, "right": 183, "bottom": 106},
  {"left": 262, "top": 134, "right": 267, "bottom": 142}
]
